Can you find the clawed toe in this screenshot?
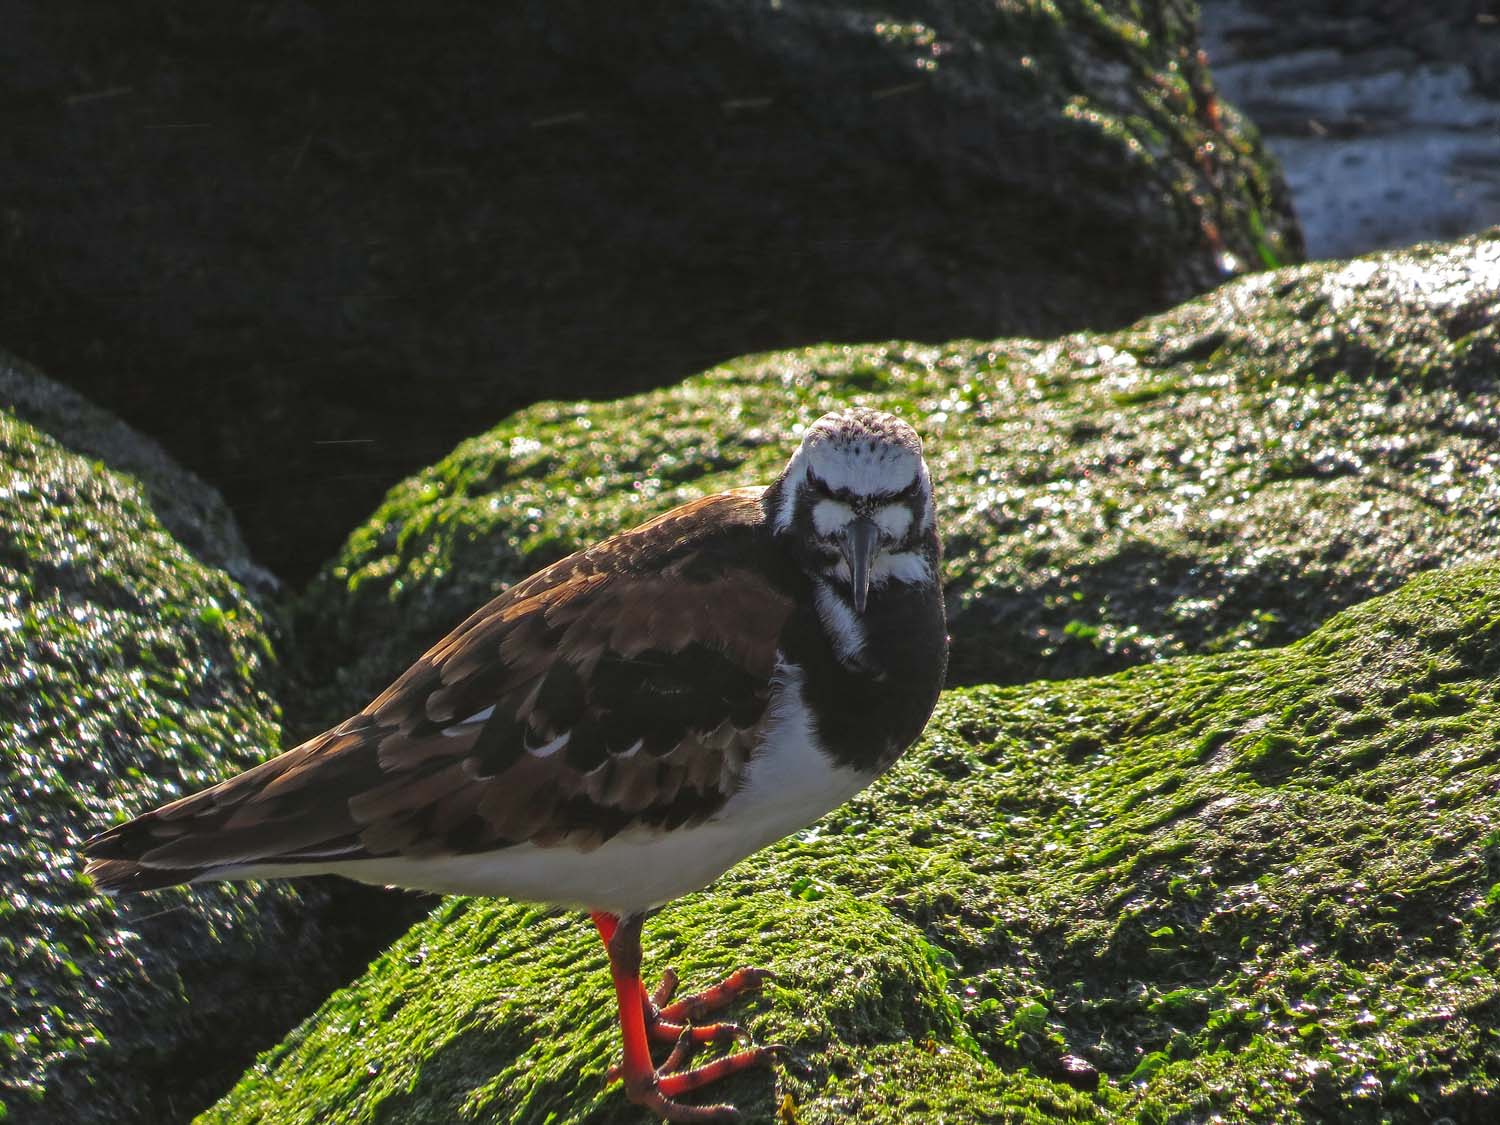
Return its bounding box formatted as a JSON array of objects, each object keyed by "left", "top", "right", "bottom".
[
  {"left": 640, "top": 965, "right": 770, "bottom": 1050},
  {"left": 656, "top": 966, "right": 771, "bottom": 1024},
  {"left": 651, "top": 966, "right": 682, "bottom": 1008},
  {"left": 625, "top": 1042, "right": 785, "bottom": 1123},
  {"left": 594, "top": 916, "right": 777, "bottom": 1123},
  {"left": 646, "top": 1017, "right": 746, "bottom": 1048},
  {"left": 620, "top": 964, "right": 778, "bottom": 1120}
]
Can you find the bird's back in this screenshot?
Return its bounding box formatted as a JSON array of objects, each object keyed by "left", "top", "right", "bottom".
[{"left": 84, "top": 488, "right": 796, "bottom": 897}]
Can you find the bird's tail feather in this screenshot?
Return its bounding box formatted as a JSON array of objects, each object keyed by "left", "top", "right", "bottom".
[
  {"left": 80, "top": 727, "right": 366, "bottom": 894},
  {"left": 82, "top": 855, "right": 206, "bottom": 895}
]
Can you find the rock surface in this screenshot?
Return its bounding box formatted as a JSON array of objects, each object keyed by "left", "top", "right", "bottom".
[
  {"left": 205, "top": 565, "right": 1500, "bottom": 1123},
  {"left": 0, "top": 392, "right": 374, "bottom": 1124},
  {"left": 0, "top": 0, "right": 1297, "bottom": 583},
  {"left": 296, "top": 232, "right": 1500, "bottom": 718},
  {"left": 0, "top": 350, "right": 273, "bottom": 597},
  {"left": 1201, "top": 0, "right": 1500, "bottom": 258}
]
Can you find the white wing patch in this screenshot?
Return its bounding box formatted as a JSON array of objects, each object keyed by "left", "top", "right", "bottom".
[
  {"left": 527, "top": 733, "right": 569, "bottom": 758},
  {"left": 441, "top": 705, "right": 495, "bottom": 737}
]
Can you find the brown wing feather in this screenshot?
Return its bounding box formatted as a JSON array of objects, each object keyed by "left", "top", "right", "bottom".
[{"left": 84, "top": 489, "right": 792, "bottom": 890}]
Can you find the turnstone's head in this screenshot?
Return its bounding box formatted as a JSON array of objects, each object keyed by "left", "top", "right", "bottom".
[{"left": 769, "top": 408, "right": 936, "bottom": 613}]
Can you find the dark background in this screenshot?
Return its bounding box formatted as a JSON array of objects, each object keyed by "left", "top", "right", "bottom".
[{"left": 0, "top": 0, "right": 1297, "bottom": 583}]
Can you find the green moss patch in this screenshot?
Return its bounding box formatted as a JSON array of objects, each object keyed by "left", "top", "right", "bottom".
[
  {"left": 210, "top": 565, "right": 1500, "bottom": 1122},
  {"left": 0, "top": 412, "right": 351, "bottom": 1124},
  {"left": 296, "top": 233, "right": 1500, "bottom": 724},
  {"left": 0, "top": 349, "right": 272, "bottom": 596}
]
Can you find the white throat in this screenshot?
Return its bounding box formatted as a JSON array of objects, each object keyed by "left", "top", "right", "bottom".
[{"left": 814, "top": 579, "right": 865, "bottom": 665}]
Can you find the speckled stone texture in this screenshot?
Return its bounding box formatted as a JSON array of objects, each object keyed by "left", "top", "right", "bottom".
[{"left": 0, "top": 378, "right": 400, "bottom": 1125}]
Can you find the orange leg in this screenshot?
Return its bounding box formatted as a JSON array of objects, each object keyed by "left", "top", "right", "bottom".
[{"left": 592, "top": 912, "right": 779, "bottom": 1122}]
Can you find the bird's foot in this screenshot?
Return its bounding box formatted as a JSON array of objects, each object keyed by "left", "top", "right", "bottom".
[
  {"left": 642, "top": 965, "right": 772, "bottom": 1050},
  {"left": 594, "top": 915, "right": 781, "bottom": 1121},
  {"left": 621, "top": 1041, "right": 786, "bottom": 1123},
  {"left": 611, "top": 964, "right": 781, "bottom": 1119}
]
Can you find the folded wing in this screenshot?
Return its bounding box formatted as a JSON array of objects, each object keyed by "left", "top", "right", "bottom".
[{"left": 85, "top": 489, "right": 793, "bottom": 892}]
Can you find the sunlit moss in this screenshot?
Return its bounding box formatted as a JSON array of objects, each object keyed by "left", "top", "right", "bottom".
[
  {"left": 211, "top": 566, "right": 1500, "bottom": 1122},
  {"left": 0, "top": 349, "right": 272, "bottom": 594}
]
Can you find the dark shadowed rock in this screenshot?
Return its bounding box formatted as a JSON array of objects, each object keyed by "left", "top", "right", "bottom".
[
  {"left": 0, "top": 349, "right": 274, "bottom": 597},
  {"left": 295, "top": 231, "right": 1500, "bottom": 721},
  {"left": 0, "top": 0, "right": 1298, "bottom": 582}
]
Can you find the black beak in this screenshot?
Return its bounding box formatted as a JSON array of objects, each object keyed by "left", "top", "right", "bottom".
[{"left": 842, "top": 516, "right": 879, "bottom": 614}]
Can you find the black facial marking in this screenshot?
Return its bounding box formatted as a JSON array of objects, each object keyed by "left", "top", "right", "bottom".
[{"left": 782, "top": 548, "right": 947, "bottom": 773}]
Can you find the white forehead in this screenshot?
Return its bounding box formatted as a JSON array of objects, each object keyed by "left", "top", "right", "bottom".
[
  {"left": 799, "top": 410, "right": 922, "bottom": 496},
  {"left": 803, "top": 434, "right": 920, "bottom": 495}
]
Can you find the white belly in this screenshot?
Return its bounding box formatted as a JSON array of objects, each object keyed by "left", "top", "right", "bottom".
[{"left": 220, "top": 664, "right": 868, "bottom": 913}]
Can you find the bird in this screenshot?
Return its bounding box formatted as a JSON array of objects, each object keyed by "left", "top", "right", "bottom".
[{"left": 84, "top": 407, "right": 948, "bottom": 1122}]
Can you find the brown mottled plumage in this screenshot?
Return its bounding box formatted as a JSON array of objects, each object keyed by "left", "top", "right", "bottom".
[{"left": 85, "top": 488, "right": 793, "bottom": 889}]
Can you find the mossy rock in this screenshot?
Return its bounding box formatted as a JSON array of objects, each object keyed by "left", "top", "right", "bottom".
[
  {"left": 297, "top": 232, "right": 1500, "bottom": 724},
  {"left": 207, "top": 565, "right": 1500, "bottom": 1123},
  {"left": 0, "top": 404, "right": 362, "bottom": 1123},
  {"left": 0, "top": 349, "right": 274, "bottom": 598}
]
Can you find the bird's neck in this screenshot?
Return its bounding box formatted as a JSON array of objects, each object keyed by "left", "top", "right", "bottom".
[{"left": 780, "top": 540, "right": 947, "bottom": 774}]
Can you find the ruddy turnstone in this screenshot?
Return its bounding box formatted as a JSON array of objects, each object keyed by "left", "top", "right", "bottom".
[{"left": 84, "top": 407, "right": 948, "bottom": 1122}]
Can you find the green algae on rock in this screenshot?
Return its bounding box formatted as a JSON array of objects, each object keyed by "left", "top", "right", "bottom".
[
  {"left": 297, "top": 232, "right": 1500, "bottom": 723},
  {"left": 0, "top": 410, "right": 348, "bottom": 1124},
  {"left": 0, "top": 349, "right": 275, "bottom": 598},
  {"left": 206, "top": 565, "right": 1500, "bottom": 1123}
]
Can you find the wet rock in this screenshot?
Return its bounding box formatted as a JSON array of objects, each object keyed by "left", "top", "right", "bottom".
[
  {"left": 205, "top": 566, "right": 1500, "bottom": 1122},
  {"left": 0, "top": 0, "right": 1298, "bottom": 583},
  {"left": 0, "top": 392, "right": 390, "bottom": 1124},
  {"left": 296, "top": 231, "right": 1500, "bottom": 713},
  {"left": 1201, "top": 0, "right": 1500, "bottom": 257}
]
